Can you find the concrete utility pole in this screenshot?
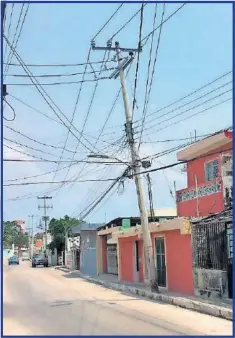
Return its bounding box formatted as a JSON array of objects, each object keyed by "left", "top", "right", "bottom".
[
  {"left": 37, "top": 196, "right": 53, "bottom": 254},
  {"left": 91, "top": 40, "right": 158, "bottom": 291},
  {"left": 146, "top": 174, "right": 154, "bottom": 219},
  {"left": 28, "top": 214, "right": 35, "bottom": 258}
]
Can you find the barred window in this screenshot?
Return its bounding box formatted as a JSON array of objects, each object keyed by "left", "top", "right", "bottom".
[{"left": 205, "top": 159, "right": 219, "bottom": 181}]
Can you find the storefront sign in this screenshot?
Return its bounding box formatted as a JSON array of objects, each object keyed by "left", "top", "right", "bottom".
[{"left": 176, "top": 181, "right": 222, "bottom": 203}]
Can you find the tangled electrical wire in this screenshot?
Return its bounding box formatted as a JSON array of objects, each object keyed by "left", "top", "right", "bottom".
[{"left": 3, "top": 97, "right": 16, "bottom": 121}]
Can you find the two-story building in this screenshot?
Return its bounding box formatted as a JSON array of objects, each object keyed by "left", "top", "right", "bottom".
[{"left": 176, "top": 130, "right": 232, "bottom": 218}]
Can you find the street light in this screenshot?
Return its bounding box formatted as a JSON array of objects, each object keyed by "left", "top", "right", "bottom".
[{"left": 87, "top": 154, "right": 130, "bottom": 166}]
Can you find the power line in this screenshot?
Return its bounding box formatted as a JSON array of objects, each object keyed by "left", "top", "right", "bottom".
[
  {"left": 49, "top": 48, "right": 93, "bottom": 186},
  {"left": 4, "top": 3, "right": 25, "bottom": 76},
  {"left": 77, "top": 170, "right": 128, "bottom": 220},
  {"left": 4, "top": 35, "right": 98, "bottom": 153},
  {"left": 45, "top": 3, "right": 124, "bottom": 191},
  {"left": 138, "top": 2, "right": 165, "bottom": 149},
  {"left": 4, "top": 3, "right": 14, "bottom": 62},
  {"left": 4, "top": 125, "right": 81, "bottom": 154},
  {"left": 138, "top": 3, "right": 161, "bottom": 149},
  {"left": 133, "top": 146, "right": 233, "bottom": 178},
  {"left": 3, "top": 59, "right": 116, "bottom": 67},
  {"left": 3, "top": 144, "right": 128, "bottom": 164},
  {"left": 149, "top": 98, "right": 232, "bottom": 137},
  {"left": 72, "top": 142, "right": 127, "bottom": 216},
  {"left": 74, "top": 143, "right": 232, "bottom": 220},
  {"left": 4, "top": 163, "right": 109, "bottom": 183},
  {"left": 110, "top": 3, "right": 148, "bottom": 40},
  {"left": 133, "top": 70, "right": 232, "bottom": 125},
  {"left": 135, "top": 80, "right": 232, "bottom": 132},
  {"left": 54, "top": 51, "right": 109, "bottom": 192},
  {"left": 137, "top": 92, "right": 232, "bottom": 137},
  {"left": 64, "top": 63, "right": 133, "bottom": 194},
  {"left": 3, "top": 137, "right": 79, "bottom": 161},
  {"left": 7, "top": 94, "right": 120, "bottom": 147},
  {"left": 4, "top": 4, "right": 29, "bottom": 78},
  {"left": 132, "top": 3, "right": 144, "bottom": 118},
  {"left": 141, "top": 3, "right": 187, "bottom": 46},
  {"left": 6, "top": 76, "right": 109, "bottom": 86},
  {"left": 4, "top": 177, "right": 120, "bottom": 187},
  {"left": 6, "top": 65, "right": 118, "bottom": 78},
  {"left": 92, "top": 3, "right": 123, "bottom": 40},
  {"left": 142, "top": 133, "right": 213, "bottom": 143}
]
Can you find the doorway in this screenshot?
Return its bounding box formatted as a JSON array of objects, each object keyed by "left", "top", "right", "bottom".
[{"left": 155, "top": 237, "right": 167, "bottom": 287}]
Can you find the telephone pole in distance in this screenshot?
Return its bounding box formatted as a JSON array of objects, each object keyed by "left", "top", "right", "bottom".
[
  {"left": 91, "top": 40, "right": 158, "bottom": 292},
  {"left": 37, "top": 196, "right": 53, "bottom": 253},
  {"left": 28, "top": 214, "right": 35, "bottom": 258}
]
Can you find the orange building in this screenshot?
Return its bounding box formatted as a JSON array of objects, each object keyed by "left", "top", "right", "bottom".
[{"left": 97, "top": 218, "right": 194, "bottom": 296}]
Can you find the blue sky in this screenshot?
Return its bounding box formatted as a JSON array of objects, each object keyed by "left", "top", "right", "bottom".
[{"left": 3, "top": 1, "right": 232, "bottom": 230}]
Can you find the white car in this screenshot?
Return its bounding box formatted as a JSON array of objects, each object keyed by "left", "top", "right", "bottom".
[{"left": 22, "top": 253, "right": 30, "bottom": 261}]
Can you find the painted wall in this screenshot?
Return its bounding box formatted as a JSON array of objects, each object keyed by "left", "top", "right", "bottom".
[
  {"left": 155, "top": 230, "right": 194, "bottom": 295},
  {"left": 80, "top": 230, "right": 97, "bottom": 276},
  {"left": 177, "top": 145, "right": 232, "bottom": 217},
  {"left": 119, "top": 230, "right": 194, "bottom": 295},
  {"left": 119, "top": 237, "right": 136, "bottom": 282}
]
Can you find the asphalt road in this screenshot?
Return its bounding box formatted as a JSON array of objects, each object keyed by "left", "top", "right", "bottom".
[{"left": 3, "top": 261, "right": 232, "bottom": 336}]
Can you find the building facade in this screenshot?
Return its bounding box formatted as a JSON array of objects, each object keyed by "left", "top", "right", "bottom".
[
  {"left": 176, "top": 130, "right": 232, "bottom": 217},
  {"left": 97, "top": 218, "right": 194, "bottom": 295}
]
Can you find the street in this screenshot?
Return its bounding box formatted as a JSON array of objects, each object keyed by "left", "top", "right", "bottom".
[{"left": 3, "top": 261, "right": 232, "bottom": 336}]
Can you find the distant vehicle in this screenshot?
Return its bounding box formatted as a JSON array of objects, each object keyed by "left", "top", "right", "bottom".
[
  {"left": 8, "top": 256, "right": 19, "bottom": 265},
  {"left": 22, "top": 252, "right": 30, "bottom": 261},
  {"left": 32, "top": 254, "right": 48, "bottom": 268}
]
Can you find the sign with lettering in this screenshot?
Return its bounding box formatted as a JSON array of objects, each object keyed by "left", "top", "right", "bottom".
[{"left": 176, "top": 181, "right": 222, "bottom": 203}]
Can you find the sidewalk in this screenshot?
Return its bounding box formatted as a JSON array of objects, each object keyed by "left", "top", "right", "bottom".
[{"left": 54, "top": 267, "right": 232, "bottom": 321}]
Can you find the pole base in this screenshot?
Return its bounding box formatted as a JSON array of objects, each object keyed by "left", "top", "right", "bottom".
[
  {"left": 144, "top": 278, "right": 160, "bottom": 293},
  {"left": 150, "top": 278, "right": 160, "bottom": 293}
]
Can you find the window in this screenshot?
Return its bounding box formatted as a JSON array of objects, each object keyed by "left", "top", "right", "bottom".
[{"left": 205, "top": 159, "right": 219, "bottom": 181}]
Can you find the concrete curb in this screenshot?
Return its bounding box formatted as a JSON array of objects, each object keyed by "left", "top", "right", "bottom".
[
  {"left": 53, "top": 267, "right": 232, "bottom": 321},
  {"left": 78, "top": 274, "right": 233, "bottom": 321}
]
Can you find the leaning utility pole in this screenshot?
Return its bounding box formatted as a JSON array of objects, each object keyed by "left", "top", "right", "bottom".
[
  {"left": 37, "top": 196, "right": 53, "bottom": 254},
  {"left": 91, "top": 40, "right": 158, "bottom": 291}
]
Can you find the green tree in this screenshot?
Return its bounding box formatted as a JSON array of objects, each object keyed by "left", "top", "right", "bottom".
[
  {"left": 48, "top": 215, "right": 81, "bottom": 253},
  {"left": 3, "top": 221, "right": 29, "bottom": 248},
  {"left": 34, "top": 232, "right": 43, "bottom": 243}
]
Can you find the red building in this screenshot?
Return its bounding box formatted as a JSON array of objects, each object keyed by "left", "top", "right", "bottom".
[
  {"left": 97, "top": 218, "right": 194, "bottom": 296},
  {"left": 176, "top": 130, "right": 232, "bottom": 217}
]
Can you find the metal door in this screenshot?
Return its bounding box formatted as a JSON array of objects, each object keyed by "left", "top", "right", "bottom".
[
  {"left": 107, "top": 245, "right": 118, "bottom": 275},
  {"left": 81, "top": 247, "right": 97, "bottom": 276},
  {"left": 226, "top": 222, "right": 233, "bottom": 298},
  {"left": 155, "top": 237, "right": 167, "bottom": 287}
]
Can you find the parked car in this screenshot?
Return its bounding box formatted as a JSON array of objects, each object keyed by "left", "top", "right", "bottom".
[
  {"left": 22, "top": 252, "right": 30, "bottom": 261},
  {"left": 8, "top": 256, "right": 19, "bottom": 265},
  {"left": 32, "top": 254, "right": 48, "bottom": 268}
]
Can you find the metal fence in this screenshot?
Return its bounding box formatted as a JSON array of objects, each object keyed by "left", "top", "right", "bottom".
[{"left": 192, "top": 218, "right": 230, "bottom": 271}]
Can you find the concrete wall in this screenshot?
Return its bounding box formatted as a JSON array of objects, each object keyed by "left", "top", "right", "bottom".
[
  {"left": 194, "top": 268, "right": 228, "bottom": 299},
  {"left": 80, "top": 230, "right": 97, "bottom": 276},
  {"left": 48, "top": 249, "right": 58, "bottom": 266},
  {"left": 65, "top": 251, "right": 73, "bottom": 269}
]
